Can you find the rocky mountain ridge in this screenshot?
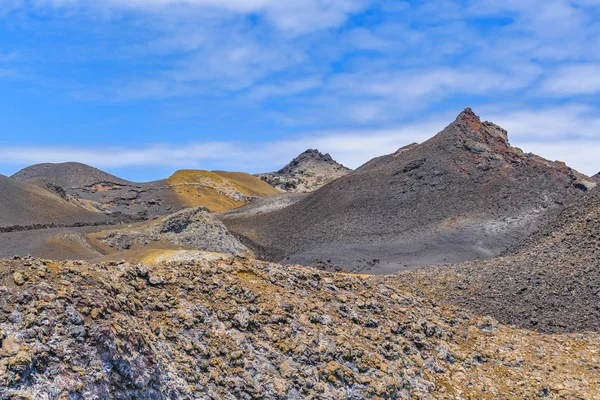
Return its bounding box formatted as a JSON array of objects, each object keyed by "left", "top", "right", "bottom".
[
  {"left": 258, "top": 149, "right": 351, "bottom": 193},
  {"left": 9, "top": 164, "right": 279, "bottom": 221},
  {"left": 222, "top": 109, "right": 596, "bottom": 274}
]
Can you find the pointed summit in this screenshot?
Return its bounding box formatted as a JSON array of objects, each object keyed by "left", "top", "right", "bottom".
[
  {"left": 259, "top": 149, "right": 350, "bottom": 193},
  {"left": 456, "top": 107, "right": 483, "bottom": 131},
  {"left": 448, "top": 108, "right": 510, "bottom": 147},
  {"left": 227, "top": 110, "right": 594, "bottom": 274},
  {"left": 278, "top": 149, "right": 344, "bottom": 175}
]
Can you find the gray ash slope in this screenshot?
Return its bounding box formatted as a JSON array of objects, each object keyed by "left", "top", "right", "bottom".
[
  {"left": 258, "top": 149, "right": 351, "bottom": 193},
  {"left": 392, "top": 185, "right": 600, "bottom": 334},
  {"left": 0, "top": 175, "right": 105, "bottom": 228},
  {"left": 12, "top": 162, "right": 131, "bottom": 189},
  {"left": 12, "top": 162, "right": 182, "bottom": 217},
  {"left": 222, "top": 109, "right": 596, "bottom": 274}
]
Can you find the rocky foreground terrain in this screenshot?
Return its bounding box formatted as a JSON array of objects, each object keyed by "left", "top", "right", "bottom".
[
  {"left": 223, "top": 109, "right": 596, "bottom": 274},
  {"left": 258, "top": 149, "right": 351, "bottom": 193},
  {"left": 0, "top": 256, "right": 599, "bottom": 399}
]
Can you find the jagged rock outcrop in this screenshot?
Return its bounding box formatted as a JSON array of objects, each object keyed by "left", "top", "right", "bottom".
[
  {"left": 96, "top": 208, "right": 251, "bottom": 256},
  {"left": 258, "top": 149, "right": 351, "bottom": 193},
  {"left": 0, "top": 256, "right": 598, "bottom": 399},
  {"left": 223, "top": 109, "right": 595, "bottom": 274}
]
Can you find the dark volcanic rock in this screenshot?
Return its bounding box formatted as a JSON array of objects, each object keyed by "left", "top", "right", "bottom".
[
  {"left": 12, "top": 163, "right": 183, "bottom": 218},
  {"left": 0, "top": 257, "right": 598, "bottom": 399},
  {"left": 392, "top": 186, "right": 600, "bottom": 334},
  {"left": 258, "top": 149, "right": 351, "bottom": 193},
  {"left": 0, "top": 175, "right": 105, "bottom": 228},
  {"left": 222, "top": 109, "right": 596, "bottom": 274}
]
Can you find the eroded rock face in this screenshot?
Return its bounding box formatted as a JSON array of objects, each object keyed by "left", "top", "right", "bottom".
[
  {"left": 258, "top": 149, "right": 351, "bottom": 193},
  {"left": 98, "top": 208, "right": 250, "bottom": 256},
  {"left": 0, "top": 257, "right": 599, "bottom": 399}
]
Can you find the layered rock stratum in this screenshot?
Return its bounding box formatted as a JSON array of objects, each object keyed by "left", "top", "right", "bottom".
[
  {"left": 222, "top": 109, "right": 596, "bottom": 274},
  {"left": 258, "top": 149, "right": 351, "bottom": 193},
  {"left": 0, "top": 256, "right": 599, "bottom": 399}
]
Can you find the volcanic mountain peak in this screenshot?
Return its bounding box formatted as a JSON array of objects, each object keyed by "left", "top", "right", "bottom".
[
  {"left": 441, "top": 108, "right": 510, "bottom": 152},
  {"left": 224, "top": 109, "right": 594, "bottom": 273},
  {"left": 259, "top": 149, "right": 351, "bottom": 193},
  {"left": 278, "top": 149, "right": 348, "bottom": 175}
]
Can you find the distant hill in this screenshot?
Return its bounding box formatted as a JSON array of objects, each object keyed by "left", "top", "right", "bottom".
[
  {"left": 11, "top": 163, "right": 280, "bottom": 217},
  {"left": 12, "top": 162, "right": 131, "bottom": 189},
  {"left": 258, "top": 149, "right": 351, "bottom": 193},
  {"left": 0, "top": 174, "right": 103, "bottom": 228},
  {"left": 594, "top": 172, "right": 600, "bottom": 181},
  {"left": 166, "top": 170, "right": 280, "bottom": 212},
  {"left": 222, "top": 108, "right": 596, "bottom": 273}
]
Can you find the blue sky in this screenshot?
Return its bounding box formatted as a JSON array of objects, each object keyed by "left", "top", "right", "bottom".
[{"left": 0, "top": 0, "right": 599, "bottom": 181}]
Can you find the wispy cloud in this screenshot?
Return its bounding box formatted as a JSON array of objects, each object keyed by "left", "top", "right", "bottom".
[
  {"left": 540, "top": 64, "right": 600, "bottom": 96},
  {"left": 1, "top": 107, "right": 598, "bottom": 177},
  {"left": 25, "top": 0, "right": 372, "bottom": 33}
]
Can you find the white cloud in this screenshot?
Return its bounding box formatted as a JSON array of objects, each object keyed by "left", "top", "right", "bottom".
[
  {"left": 540, "top": 64, "right": 600, "bottom": 96},
  {"left": 26, "top": 0, "right": 371, "bottom": 33},
  {"left": 484, "top": 104, "right": 600, "bottom": 140}
]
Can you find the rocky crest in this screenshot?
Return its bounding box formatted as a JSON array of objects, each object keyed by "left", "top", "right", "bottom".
[
  {"left": 96, "top": 208, "right": 251, "bottom": 256},
  {"left": 12, "top": 163, "right": 180, "bottom": 217},
  {"left": 0, "top": 256, "right": 598, "bottom": 399},
  {"left": 258, "top": 149, "right": 351, "bottom": 193}
]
